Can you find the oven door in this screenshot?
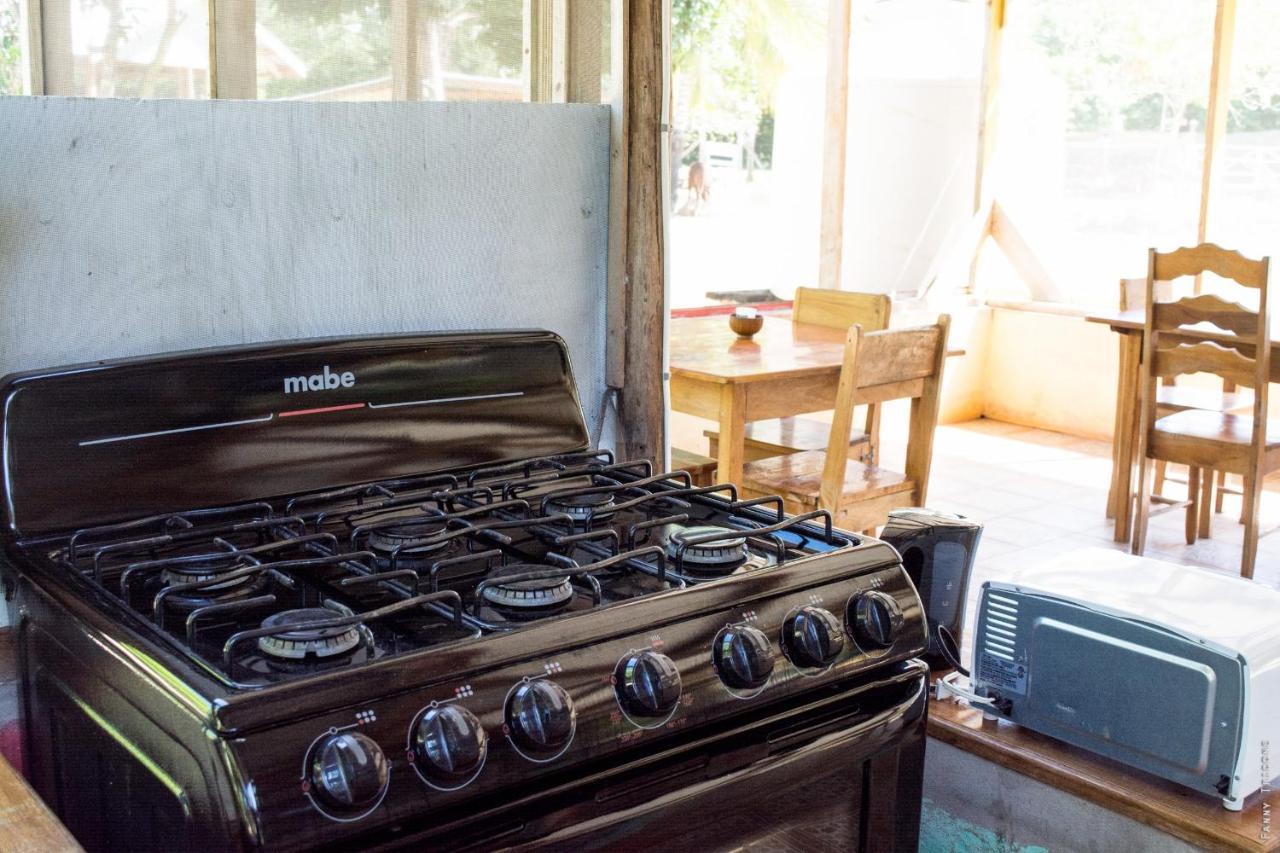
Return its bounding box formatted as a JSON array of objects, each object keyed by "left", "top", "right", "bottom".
[{"left": 375, "top": 661, "right": 928, "bottom": 853}]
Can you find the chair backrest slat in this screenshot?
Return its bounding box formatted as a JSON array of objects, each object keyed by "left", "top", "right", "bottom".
[
  {"left": 853, "top": 327, "right": 945, "bottom": 389},
  {"left": 1139, "top": 244, "right": 1272, "bottom": 448},
  {"left": 1152, "top": 243, "right": 1269, "bottom": 288},
  {"left": 1152, "top": 342, "right": 1259, "bottom": 388},
  {"left": 793, "top": 287, "right": 891, "bottom": 331},
  {"left": 1152, "top": 293, "right": 1259, "bottom": 337},
  {"left": 819, "top": 317, "right": 950, "bottom": 512}
]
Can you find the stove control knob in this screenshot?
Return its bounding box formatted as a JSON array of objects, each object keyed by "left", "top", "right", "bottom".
[
  {"left": 781, "top": 606, "right": 845, "bottom": 669},
  {"left": 506, "top": 680, "right": 576, "bottom": 756},
  {"left": 615, "top": 651, "right": 682, "bottom": 718},
  {"left": 712, "top": 626, "right": 775, "bottom": 690},
  {"left": 849, "top": 591, "right": 903, "bottom": 650},
  {"left": 308, "top": 731, "right": 389, "bottom": 812},
  {"left": 413, "top": 705, "right": 488, "bottom": 785}
]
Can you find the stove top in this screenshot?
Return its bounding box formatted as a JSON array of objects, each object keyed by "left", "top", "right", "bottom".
[
  {"left": 47, "top": 450, "right": 851, "bottom": 689},
  {"left": 0, "top": 332, "right": 928, "bottom": 852}
]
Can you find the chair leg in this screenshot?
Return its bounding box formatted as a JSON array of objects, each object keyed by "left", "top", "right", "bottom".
[
  {"left": 863, "top": 404, "right": 882, "bottom": 466},
  {"left": 1198, "top": 469, "right": 1213, "bottom": 540},
  {"left": 1131, "top": 456, "right": 1153, "bottom": 556},
  {"left": 1184, "top": 467, "right": 1200, "bottom": 545},
  {"left": 1239, "top": 472, "right": 1248, "bottom": 525},
  {"left": 1153, "top": 460, "right": 1168, "bottom": 497},
  {"left": 1215, "top": 469, "right": 1227, "bottom": 514},
  {"left": 1241, "top": 471, "right": 1261, "bottom": 580}
]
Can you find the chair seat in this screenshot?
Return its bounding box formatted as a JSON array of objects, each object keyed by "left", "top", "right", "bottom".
[
  {"left": 704, "top": 417, "right": 869, "bottom": 459},
  {"left": 670, "top": 447, "right": 718, "bottom": 487},
  {"left": 1151, "top": 409, "right": 1280, "bottom": 474},
  {"left": 1154, "top": 409, "right": 1280, "bottom": 447},
  {"left": 1156, "top": 385, "right": 1252, "bottom": 415},
  {"left": 741, "top": 449, "right": 913, "bottom": 510}
]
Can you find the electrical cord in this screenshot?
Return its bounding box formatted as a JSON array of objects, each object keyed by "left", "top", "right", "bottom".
[{"left": 936, "top": 624, "right": 968, "bottom": 677}]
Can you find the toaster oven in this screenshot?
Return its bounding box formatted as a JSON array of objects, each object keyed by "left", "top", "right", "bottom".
[{"left": 970, "top": 547, "right": 1280, "bottom": 810}]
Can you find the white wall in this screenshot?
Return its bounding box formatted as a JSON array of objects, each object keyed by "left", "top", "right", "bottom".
[{"left": 0, "top": 97, "right": 611, "bottom": 439}]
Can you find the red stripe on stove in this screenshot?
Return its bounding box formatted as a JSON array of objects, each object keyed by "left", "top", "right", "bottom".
[{"left": 277, "top": 403, "right": 367, "bottom": 418}]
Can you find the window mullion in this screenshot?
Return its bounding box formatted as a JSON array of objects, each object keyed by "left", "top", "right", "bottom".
[
  {"left": 210, "top": 0, "right": 256, "bottom": 99},
  {"left": 20, "top": 0, "right": 44, "bottom": 94},
  {"left": 391, "top": 0, "right": 422, "bottom": 101},
  {"left": 37, "top": 0, "right": 71, "bottom": 94}
]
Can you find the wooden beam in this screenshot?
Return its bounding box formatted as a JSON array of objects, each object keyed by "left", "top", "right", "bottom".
[
  {"left": 990, "top": 200, "right": 1063, "bottom": 302},
  {"left": 616, "top": 0, "right": 665, "bottom": 465},
  {"left": 210, "top": 0, "right": 256, "bottom": 99},
  {"left": 605, "top": 0, "right": 629, "bottom": 388},
  {"left": 817, "top": 0, "right": 852, "bottom": 290},
  {"left": 1196, "top": 0, "right": 1238, "bottom": 293},
  {"left": 973, "top": 0, "right": 1006, "bottom": 211},
  {"left": 969, "top": 0, "right": 1005, "bottom": 290},
  {"left": 391, "top": 0, "right": 422, "bottom": 101}
]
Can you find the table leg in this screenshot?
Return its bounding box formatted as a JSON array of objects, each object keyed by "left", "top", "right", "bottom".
[
  {"left": 715, "top": 384, "right": 746, "bottom": 485},
  {"left": 1106, "top": 337, "right": 1128, "bottom": 520},
  {"left": 1112, "top": 332, "right": 1142, "bottom": 542}
]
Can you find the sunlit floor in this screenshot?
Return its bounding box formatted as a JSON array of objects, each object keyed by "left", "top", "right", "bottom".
[
  {"left": 918, "top": 417, "right": 1280, "bottom": 586},
  {"left": 670, "top": 413, "right": 1280, "bottom": 591}
]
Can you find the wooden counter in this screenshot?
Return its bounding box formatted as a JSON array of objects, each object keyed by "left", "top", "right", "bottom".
[
  {"left": 929, "top": 694, "right": 1278, "bottom": 852},
  {"left": 0, "top": 628, "right": 82, "bottom": 852}
]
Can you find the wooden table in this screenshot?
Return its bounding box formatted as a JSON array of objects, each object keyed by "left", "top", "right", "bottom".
[
  {"left": 1087, "top": 308, "right": 1280, "bottom": 542},
  {"left": 669, "top": 313, "right": 960, "bottom": 484},
  {"left": 930, "top": 694, "right": 1278, "bottom": 851}
]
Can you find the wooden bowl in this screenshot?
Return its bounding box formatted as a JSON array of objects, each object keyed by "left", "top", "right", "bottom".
[{"left": 729, "top": 313, "right": 764, "bottom": 338}]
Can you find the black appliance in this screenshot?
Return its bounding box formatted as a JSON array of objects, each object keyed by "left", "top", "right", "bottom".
[
  {"left": 879, "top": 508, "right": 981, "bottom": 669},
  {"left": 0, "top": 331, "right": 929, "bottom": 851}
]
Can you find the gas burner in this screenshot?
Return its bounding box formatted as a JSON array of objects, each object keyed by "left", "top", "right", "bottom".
[
  {"left": 480, "top": 563, "right": 575, "bottom": 610},
  {"left": 155, "top": 558, "right": 269, "bottom": 611},
  {"left": 545, "top": 491, "right": 616, "bottom": 522},
  {"left": 367, "top": 519, "right": 451, "bottom": 562},
  {"left": 257, "top": 609, "right": 363, "bottom": 660},
  {"left": 161, "top": 559, "right": 253, "bottom": 592},
  {"left": 667, "top": 525, "right": 749, "bottom": 568}
]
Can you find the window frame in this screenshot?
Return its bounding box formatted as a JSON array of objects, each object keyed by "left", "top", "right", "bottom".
[{"left": 26, "top": 0, "right": 609, "bottom": 106}]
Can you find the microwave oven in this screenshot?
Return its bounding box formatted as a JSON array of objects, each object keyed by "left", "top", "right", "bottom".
[{"left": 970, "top": 547, "right": 1280, "bottom": 810}]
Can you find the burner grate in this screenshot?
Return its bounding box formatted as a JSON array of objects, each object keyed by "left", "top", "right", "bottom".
[{"left": 41, "top": 448, "right": 856, "bottom": 690}]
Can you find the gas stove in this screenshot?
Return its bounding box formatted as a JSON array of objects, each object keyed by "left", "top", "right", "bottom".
[{"left": 0, "top": 332, "right": 930, "bottom": 851}]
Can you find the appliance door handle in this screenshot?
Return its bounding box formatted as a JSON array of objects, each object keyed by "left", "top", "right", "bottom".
[{"left": 495, "top": 666, "right": 929, "bottom": 852}]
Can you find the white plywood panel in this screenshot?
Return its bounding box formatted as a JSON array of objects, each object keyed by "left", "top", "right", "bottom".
[{"left": 0, "top": 97, "right": 611, "bottom": 438}]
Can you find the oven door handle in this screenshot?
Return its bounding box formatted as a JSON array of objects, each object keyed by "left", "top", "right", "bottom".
[{"left": 499, "top": 665, "right": 929, "bottom": 851}]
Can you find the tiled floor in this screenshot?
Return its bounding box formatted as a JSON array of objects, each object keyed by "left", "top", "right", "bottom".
[
  {"left": 889, "top": 417, "right": 1280, "bottom": 658},
  {"left": 671, "top": 411, "right": 1280, "bottom": 636},
  {"left": 917, "top": 417, "right": 1280, "bottom": 582}
]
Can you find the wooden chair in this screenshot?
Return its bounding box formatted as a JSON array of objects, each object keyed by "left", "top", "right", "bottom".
[
  {"left": 704, "top": 288, "right": 892, "bottom": 465},
  {"left": 1117, "top": 278, "right": 1251, "bottom": 514},
  {"left": 670, "top": 447, "right": 717, "bottom": 487},
  {"left": 740, "top": 316, "right": 950, "bottom": 534},
  {"left": 1130, "top": 245, "right": 1274, "bottom": 578}
]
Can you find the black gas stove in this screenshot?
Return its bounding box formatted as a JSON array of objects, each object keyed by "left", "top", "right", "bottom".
[{"left": 0, "top": 332, "right": 930, "bottom": 852}]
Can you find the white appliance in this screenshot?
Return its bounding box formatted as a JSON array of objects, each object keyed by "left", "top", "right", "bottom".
[{"left": 969, "top": 547, "right": 1280, "bottom": 810}]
